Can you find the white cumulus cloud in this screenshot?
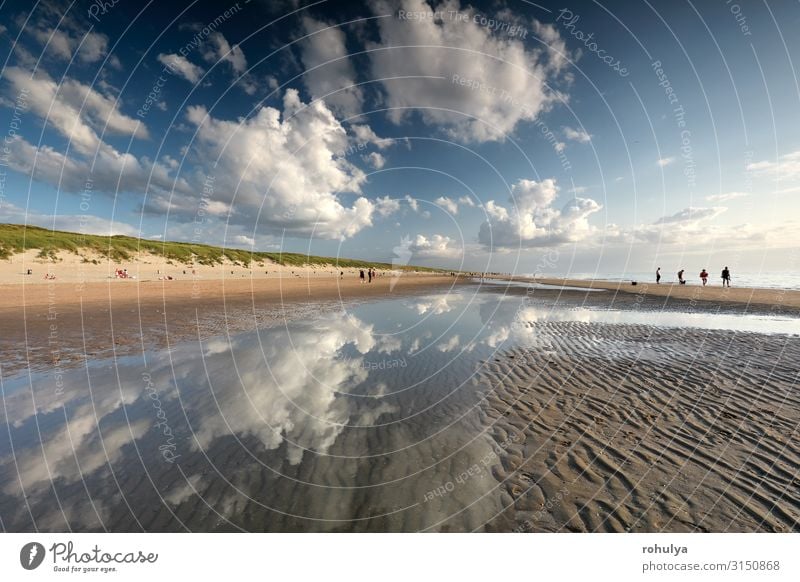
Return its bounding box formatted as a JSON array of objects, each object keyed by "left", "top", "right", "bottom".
[
  {"left": 409, "top": 233, "right": 462, "bottom": 258},
  {"left": 181, "top": 89, "right": 377, "bottom": 239},
  {"left": 434, "top": 196, "right": 459, "bottom": 215},
  {"left": 479, "top": 178, "right": 602, "bottom": 248}
]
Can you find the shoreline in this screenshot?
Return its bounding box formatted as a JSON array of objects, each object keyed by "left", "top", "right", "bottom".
[
  {"left": 5, "top": 271, "right": 800, "bottom": 310},
  {"left": 0, "top": 272, "right": 458, "bottom": 310},
  {"left": 504, "top": 276, "right": 800, "bottom": 310}
]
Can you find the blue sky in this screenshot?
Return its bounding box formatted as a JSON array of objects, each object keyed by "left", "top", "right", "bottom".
[{"left": 1, "top": 0, "right": 798, "bottom": 275}]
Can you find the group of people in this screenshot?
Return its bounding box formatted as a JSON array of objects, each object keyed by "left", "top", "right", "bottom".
[
  {"left": 359, "top": 268, "right": 378, "bottom": 283},
  {"left": 656, "top": 266, "right": 732, "bottom": 287}
]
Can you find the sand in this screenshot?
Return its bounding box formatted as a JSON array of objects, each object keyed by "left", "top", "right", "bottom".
[
  {"left": 477, "top": 322, "right": 800, "bottom": 532},
  {"left": 518, "top": 276, "right": 800, "bottom": 310},
  {"left": 0, "top": 249, "right": 464, "bottom": 374},
  {"left": 0, "top": 248, "right": 373, "bottom": 284}
]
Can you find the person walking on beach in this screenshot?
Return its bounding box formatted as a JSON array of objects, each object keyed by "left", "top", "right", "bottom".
[
  {"left": 368, "top": 269, "right": 373, "bottom": 283},
  {"left": 359, "top": 269, "right": 365, "bottom": 283},
  {"left": 678, "top": 269, "right": 685, "bottom": 285},
  {"left": 722, "top": 266, "right": 731, "bottom": 287},
  {"left": 700, "top": 269, "right": 709, "bottom": 286},
  {"left": 656, "top": 267, "right": 661, "bottom": 284}
]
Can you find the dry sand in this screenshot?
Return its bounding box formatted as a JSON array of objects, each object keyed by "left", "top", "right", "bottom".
[
  {"left": 478, "top": 322, "right": 800, "bottom": 532},
  {"left": 0, "top": 248, "right": 375, "bottom": 283}
]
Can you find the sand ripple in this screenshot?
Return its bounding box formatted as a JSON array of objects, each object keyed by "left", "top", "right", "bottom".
[{"left": 477, "top": 322, "right": 800, "bottom": 532}]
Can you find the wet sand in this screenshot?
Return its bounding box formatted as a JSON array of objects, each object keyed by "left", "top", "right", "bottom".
[
  {"left": 0, "top": 273, "right": 463, "bottom": 375},
  {"left": 506, "top": 276, "right": 800, "bottom": 310},
  {"left": 478, "top": 322, "right": 800, "bottom": 532}
]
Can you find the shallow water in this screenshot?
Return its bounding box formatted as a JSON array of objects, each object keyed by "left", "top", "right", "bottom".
[
  {"left": 1, "top": 285, "right": 797, "bottom": 531},
  {"left": 471, "top": 277, "right": 606, "bottom": 292}
]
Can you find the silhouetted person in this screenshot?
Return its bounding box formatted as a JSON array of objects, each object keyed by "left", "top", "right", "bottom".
[
  {"left": 656, "top": 267, "right": 661, "bottom": 284},
  {"left": 677, "top": 269, "right": 685, "bottom": 285},
  {"left": 722, "top": 266, "right": 731, "bottom": 287},
  {"left": 368, "top": 269, "right": 372, "bottom": 283},
  {"left": 359, "top": 269, "right": 365, "bottom": 283},
  {"left": 700, "top": 269, "right": 709, "bottom": 286}
]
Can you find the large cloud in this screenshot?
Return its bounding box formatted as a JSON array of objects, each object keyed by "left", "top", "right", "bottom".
[
  {"left": 180, "top": 89, "right": 384, "bottom": 239},
  {"left": 479, "top": 178, "right": 601, "bottom": 248},
  {"left": 4, "top": 135, "right": 185, "bottom": 198},
  {"left": 367, "top": 0, "right": 571, "bottom": 143},
  {"left": 4, "top": 62, "right": 391, "bottom": 240}
]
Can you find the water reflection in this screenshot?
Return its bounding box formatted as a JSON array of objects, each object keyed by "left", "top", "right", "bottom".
[
  {"left": 183, "top": 313, "right": 402, "bottom": 464},
  {"left": 512, "top": 303, "right": 800, "bottom": 335},
  {"left": 0, "top": 303, "right": 506, "bottom": 532}
]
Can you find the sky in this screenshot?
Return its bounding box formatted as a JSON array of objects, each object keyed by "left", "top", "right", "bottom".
[{"left": 0, "top": 0, "right": 799, "bottom": 276}]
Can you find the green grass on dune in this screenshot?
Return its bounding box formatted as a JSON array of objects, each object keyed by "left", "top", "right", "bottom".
[{"left": 0, "top": 223, "right": 441, "bottom": 271}]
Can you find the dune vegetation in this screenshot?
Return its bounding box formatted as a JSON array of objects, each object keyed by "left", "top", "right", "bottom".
[{"left": 0, "top": 223, "right": 439, "bottom": 270}]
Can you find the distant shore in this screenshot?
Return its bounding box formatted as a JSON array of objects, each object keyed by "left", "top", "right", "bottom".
[{"left": 504, "top": 276, "right": 800, "bottom": 310}]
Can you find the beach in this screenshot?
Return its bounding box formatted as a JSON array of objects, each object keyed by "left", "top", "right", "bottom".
[
  {"left": 3, "top": 249, "right": 798, "bottom": 310},
  {"left": 1, "top": 255, "right": 798, "bottom": 532},
  {"left": 0, "top": 257, "right": 462, "bottom": 375}
]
